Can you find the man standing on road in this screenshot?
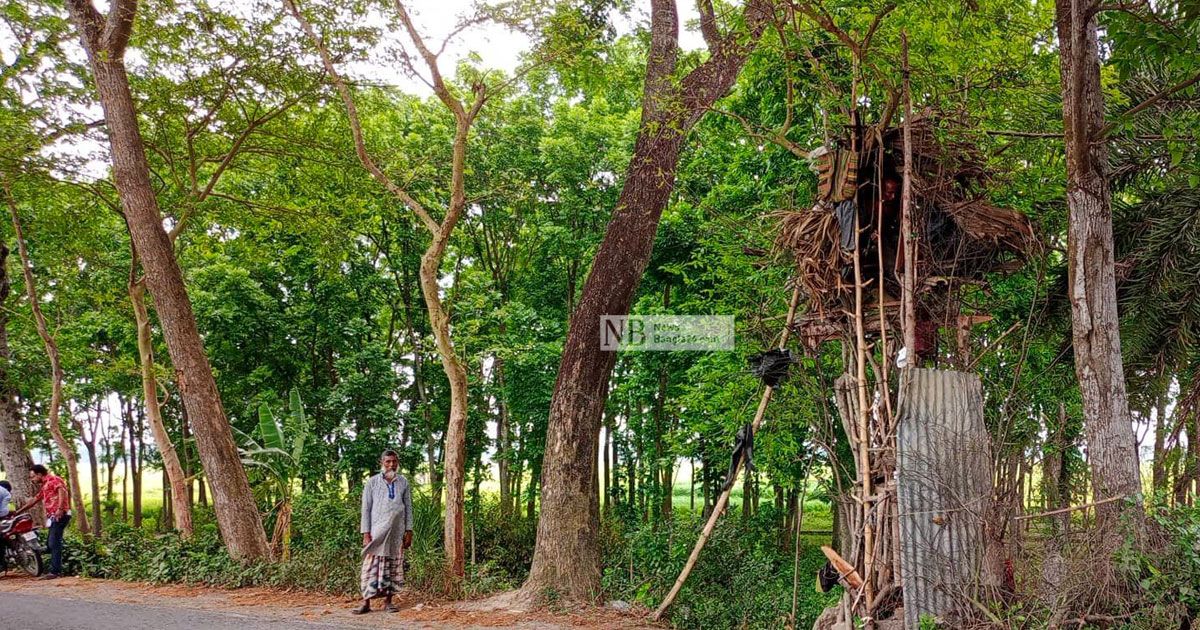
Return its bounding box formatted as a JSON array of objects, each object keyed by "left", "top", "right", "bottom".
[
  {"left": 354, "top": 449, "right": 413, "bottom": 614},
  {"left": 12, "top": 464, "right": 70, "bottom": 580}
]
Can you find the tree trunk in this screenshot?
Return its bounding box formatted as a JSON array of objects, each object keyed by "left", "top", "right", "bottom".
[
  {"left": 1054, "top": 0, "right": 1144, "bottom": 532},
  {"left": 700, "top": 439, "right": 712, "bottom": 518},
  {"left": 635, "top": 430, "right": 645, "bottom": 518},
  {"left": 120, "top": 403, "right": 128, "bottom": 522},
  {"left": 602, "top": 415, "right": 611, "bottom": 514},
  {"left": 85, "top": 437, "right": 101, "bottom": 535},
  {"left": 526, "top": 461, "right": 540, "bottom": 521},
  {"left": 104, "top": 430, "right": 116, "bottom": 503},
  {"left": 1041, "top": 403, "right": 1072, "bottom": 600},
  {"left": 513, "top": 426, "right": 524, "bottom": 516},
  {"left": 610, "top": 419, "right": 620, "bottom": 507},
  {"left": 162, "top": 468, "right": 172, "bottom": 533},
  {"left": 524, "top": 0, "right": 770, "bottom": 600},
  {"left": 742, "top": 465, "right": 752, "bottom": 520},
  {"left": 64, "top": 0, "right": 269, "bottom": 559},
  {"left": 0, "top": 242, "right": 36, "bottom": 505},
  {"left": 181, "top": 410, "right": 194, "bottom": 508},
  {"left": 496, "top": 351, "right": 512, "bottom": 518},
  {"left": 5, "top": 199, "right": 90, "bottom": 536},
  {"left": 130, "top": 275, "right": 193, "bottom": 537},
  {"left": 128, "top": 406, "right": 143, "bottom": 528},
  {"left": 653, "top": 283, "right": 673, "bottom": 521},
  {"left": 1151, "top": 389, "right": 1169, "bottom": 494}
]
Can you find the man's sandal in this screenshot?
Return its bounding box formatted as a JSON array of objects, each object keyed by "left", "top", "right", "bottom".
[
  {"left": 384, "top": 602, "right": 400, "bottom": 613},
  {"left": 351, "top": 602, "right": 371, "bottom": 615}
]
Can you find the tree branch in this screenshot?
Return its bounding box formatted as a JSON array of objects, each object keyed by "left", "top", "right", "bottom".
[
  {"left": 641, "top": 0, "right": 682, "bottom": 126},
  {"left": 283, "top": 0, "right": 440, "bottom": 235},
  {"left": 697, "top": 0, "right": 721, "bottom": 52},
  {"left": 101, "top": 0, "right": 139, "bottom": 58},
  {"left": 679, "top": 0, "right": 773, "bottom": 121},
  {"left": 392, "top": 0, "right": 467, "bottom": 120},
  {"left": 62, "top": 0, "right": 105, "bottom": 50},
  {"left": 1097, "top": 69, "right": 1200, "bottom": 139},
  {"left": 790, "top": 0, "right": 861, "bottom": 58},
  {"left": 711, "top": 107, "right": 808, "bottom": 158},
  {"left": 860, "top": 3, "right": 895, "bottom": 53}
]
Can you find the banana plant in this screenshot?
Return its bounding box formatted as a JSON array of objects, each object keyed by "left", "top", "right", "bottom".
[{"left": 235, "top": 388, "right": 307, "bottom": 560}]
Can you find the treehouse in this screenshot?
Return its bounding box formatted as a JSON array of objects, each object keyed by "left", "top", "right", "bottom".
[
  {"left": 773, "top": 114, "right": 1040, "bottom": 628},
  {"left": 775, "top": 114, "right": 1036, "bottom": 361}
]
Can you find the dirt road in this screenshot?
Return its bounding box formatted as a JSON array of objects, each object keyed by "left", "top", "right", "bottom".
[{"left": 0, "top": 576, "right": 654, "bottom": 629}]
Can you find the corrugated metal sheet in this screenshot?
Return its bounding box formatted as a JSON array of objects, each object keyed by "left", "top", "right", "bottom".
[{"left": 896, "top": 368, "right": 992, "bottom": 629}]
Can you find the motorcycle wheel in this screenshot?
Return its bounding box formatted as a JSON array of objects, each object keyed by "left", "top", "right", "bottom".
[{"left": 16, "top": 542, "right": 42, "bottom": 577}]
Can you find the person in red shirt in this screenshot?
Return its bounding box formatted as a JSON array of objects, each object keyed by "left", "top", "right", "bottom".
[{"left": 13, "top": 464, "right": 71, "bottom": 579}]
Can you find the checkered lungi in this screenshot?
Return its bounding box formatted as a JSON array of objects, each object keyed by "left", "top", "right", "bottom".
[{"left": 360, "top": 553, "right": 403, "bottom": 600}]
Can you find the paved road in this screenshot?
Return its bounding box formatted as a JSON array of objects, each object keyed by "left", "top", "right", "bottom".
[{"left": 3, "top": 592, "right": 359, "bottom": 630}]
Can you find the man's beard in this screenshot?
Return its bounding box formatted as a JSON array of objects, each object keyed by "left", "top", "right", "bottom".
[{"left": 382, "top": 469, "right": 396, "bottom": 480}]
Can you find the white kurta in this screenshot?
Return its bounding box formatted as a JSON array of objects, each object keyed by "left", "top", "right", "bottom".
[{"left": 360, "top": 473, "right": 412, "bottom": 558}]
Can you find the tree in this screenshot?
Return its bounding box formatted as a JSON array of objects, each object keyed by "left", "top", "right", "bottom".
[
  {"left": 63, "top": 0, "right": 270, "bottom": 560},
  {"left": 1053, "top": 0, "right": 1144, "bottom": 531},
  {"left": 284, "top": 0, "right": 499, "bottom": 582},
  {"left": 0, "top": 241, "right": 35, "bottom": 503},
  {"left": 5, "top": 186, "right": 90, "bottom": 534},
  {"left": 525, "top": 0, "right": 774, "bottom": 600},
  {"left": 129, "top": 254, "right": 192, "bottom": 537},
  {"left": 0, "top": 278, "right": 33, "bottom": 500}
]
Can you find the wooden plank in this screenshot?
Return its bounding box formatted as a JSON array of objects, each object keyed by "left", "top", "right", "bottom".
[{"left": 821, "top": 545, "right": 864, "bottom": 589}]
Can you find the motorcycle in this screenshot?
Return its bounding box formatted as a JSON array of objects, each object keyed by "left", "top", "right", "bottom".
[{"left": 0, "top": 514, "right": 45, "bottom": 577}]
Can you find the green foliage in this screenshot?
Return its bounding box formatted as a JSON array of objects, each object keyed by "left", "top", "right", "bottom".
[
  {"left": 1116, "top": 503, "right": 1200, "bottom": 627},
  {"left": 602, "top": 504, "right": 839, "bottom": 630},
  {"left": 4, "top": 0, "right": 1200, "bottom": 625}
]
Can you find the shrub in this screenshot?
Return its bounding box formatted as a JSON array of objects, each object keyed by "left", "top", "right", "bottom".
[{"left": 601, "top": 504, "right": 839, "bottom": 630}]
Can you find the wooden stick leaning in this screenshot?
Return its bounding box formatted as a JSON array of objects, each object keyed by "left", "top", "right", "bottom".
[
  {"left": 1013, "top": 495, "right": 1127, "bottom": 521},
  {"left": 653, "top": 285, "right": 803, "bottom": 621}
]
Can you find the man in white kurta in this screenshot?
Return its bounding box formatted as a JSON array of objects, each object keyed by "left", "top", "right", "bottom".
[{"left": 354, "top": 449, "right": 413, "bottom": 614}]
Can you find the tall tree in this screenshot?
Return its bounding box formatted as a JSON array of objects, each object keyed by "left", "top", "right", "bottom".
[
  {"left": 129, "top": 254, "right": 192, "bottom": 537},
  {"left": 1054, "top": 0, "right": 1143, "bottom": 530},
  {"left": 524, "top": 0, "right": 773, "bottom": 600},
  {"left": 5, "top": 188, "right": 90, "bottom": 534},
  {"left": 284, "top": 0, "right": 491, "bottom": 580},
  {"left": 0, "top": 241, "right": 35, "bottom": 503},
  {"left": 62, "top": 0, "right": 270, "bottom": 559}
]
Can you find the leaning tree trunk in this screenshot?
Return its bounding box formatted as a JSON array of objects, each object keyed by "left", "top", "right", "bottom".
[
  {"left": 130, "top": 275, "right": 193, "bottom": 537},
  {"left": 1054, "top": 0, "right": 1143, "bottom": 533},
  {"left": 524, "top": 0, "right": 771, "bottom": 601},
  {"left": 6, "top": 201, "right": 90, "bottom": 535},
  {"left": 0, "top": 243, "right": 36, "bottom": 505},
  {"left": 65, "top": 0, "right": 270, "bottom": 559}
]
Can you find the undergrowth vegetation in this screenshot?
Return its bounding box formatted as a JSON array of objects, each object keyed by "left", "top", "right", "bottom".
[
  {"left": 55, "top": 490, "right": 1200, "bottom": 629},
  {"left": 58, "top": 487, "right": 843, "bottom": 628}
]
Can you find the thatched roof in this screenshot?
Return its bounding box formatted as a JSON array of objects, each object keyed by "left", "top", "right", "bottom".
[{"left": 775, "top": 114, "right": 1037, "bottom": 322}]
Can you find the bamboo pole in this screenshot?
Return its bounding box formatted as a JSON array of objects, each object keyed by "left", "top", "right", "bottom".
[
  {"left": 900, "top": 32, "right": 917, "bottom": 357},
  {"left": 852, "top": 156, "right": 876, "bottom": 617},
  {"left": 653, "top": 285, "right": 803, "bottom": 621}
]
